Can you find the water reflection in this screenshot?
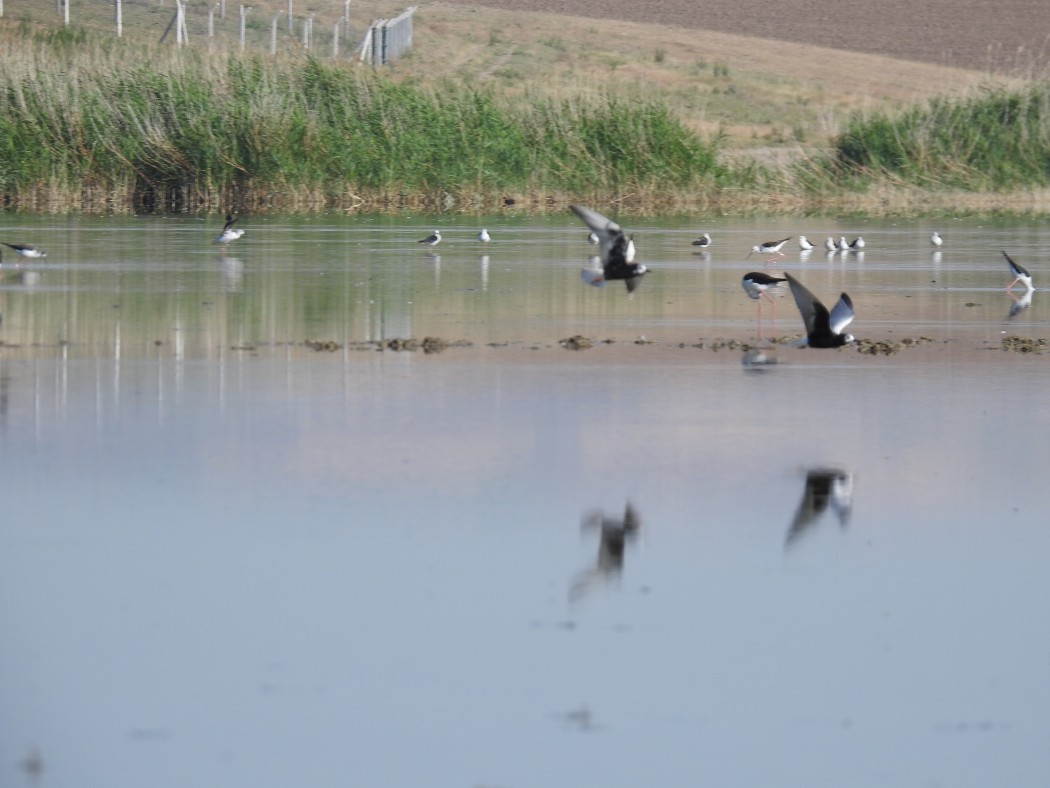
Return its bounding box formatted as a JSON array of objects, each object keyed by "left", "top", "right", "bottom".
[
  {"left": 785, "top": 468, "right": 854, "bottom": 549},
  {"left": 1007, "top": 288, "right": 1033, "bottom": 319},
  {"left": 570, "top": 502, "right": 641, "bottom": 602},
  {"left": 741, "top": 347, "right": 778, "bottom": 370}
]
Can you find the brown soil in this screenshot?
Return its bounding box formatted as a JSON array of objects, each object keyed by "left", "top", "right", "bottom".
[{"left": 464, "top": 0, "right": 1050, "bottom": 74}]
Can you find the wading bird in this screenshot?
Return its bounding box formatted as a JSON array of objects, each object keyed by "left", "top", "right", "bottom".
[{"left": 784, "top": 272, "right": 855, "bottom": 348}]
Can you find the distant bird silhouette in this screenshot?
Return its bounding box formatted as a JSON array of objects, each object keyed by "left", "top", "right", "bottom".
[
  {"left": 786, "top": 468, "right": 854, "bottom": 548},
  {"left": 798, "top": 235, "right": 815, "bottom": 251},
  {"left": 213, "top": 213, "right": 244, "bottom": 245},
  {"left": 930, "top": 231, "right": 943, "bottom": 247},
  {"left": 1, "top": 242, "right": 47, "bottom": 259},
  {"left": 849, "top": 236, "right": 865, "bottom": 250},
  {"left": 418, "top": 229, "right": 442, "bottom": 247},
  {"left": 571, "top": 205, "right": 649, "bottom": 294},
  {"left": 692, "top": 232, "right": 712, "bottom": 249},
  {"left": 785, "top": 272, "right": 855, "bottom": 347},
  {"left": 824, "top": 236, "right": 836, "bottom": 252},
  {"left": 1002, "top": 250, "right": 1034, "bottom": 292},
  {"left": 477, "top": 228, "right": 491, "bottom": 243}
]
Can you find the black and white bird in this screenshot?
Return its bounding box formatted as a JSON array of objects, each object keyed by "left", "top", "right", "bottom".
[
  {"left": 742, "top": 271, "right": 788, "bottom": 338},
  {"left": 213, "top": 213, "right": 244, "bottom": 245},
  {"left": 785, "top": 468, "right": 854, "bottom": 548},
  {"left": 587, "top": 231, "right": 600, "bottom": 245},
  {"left": 692, "top": 232, "right": 712, "bottom": 249},
  {"left": 930, "top": 231, "right": 943, "bottom": 247},
  {"left": 837, "top": 236, "right": 850, "bottom": 252},
  {"left": 571, "top": 205, "right": 649, "bottom": 294},
  {"left": 849, "top": 236, "right": 865, "bottom": 250},
  {"left": 784, "top": 272, "right": 855, "bottom": 347},
  {"left": 748, "top": 237, "right": 791, "bottom": 260},
  {"left": 1002, "top": 250, "right": 1034, "bottom": 292},
  {"left": 477, "top": 228, "right": 491, "bottom": 243},
  {"left": 625, "top": 234, "right": 636, "bottom": 263},
  {"left": 824, "top": 236, "right": 837, "bottom": 252},
  {"left": 798, "top": 235, "right": 815, "bottom": 251},
  {"left": 1, "top": 242, "right": 47, "bottom": 259},
  {"left": 741, "top": 271, "right": 787, "bottom": 304},
  {"left": 418, "top": 229, "right": 442, "bottom": 247}
]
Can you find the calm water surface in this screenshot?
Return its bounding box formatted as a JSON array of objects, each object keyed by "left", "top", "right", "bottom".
[{"left": 1, "top": 214, "right": 1048, "bottom": 787}]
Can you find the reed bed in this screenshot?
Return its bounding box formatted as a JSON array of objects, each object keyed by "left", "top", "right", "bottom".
[
  {"left": 811, "top": 83, "right": 1050, "bottom": 191},
  {"left": 0, "top": 30, "right": 742, "bottom": 214}
]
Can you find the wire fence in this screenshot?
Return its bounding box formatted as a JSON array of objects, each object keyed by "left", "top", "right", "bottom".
[{"left": 0, "top": 0, "right": 417, "bottom": 64}]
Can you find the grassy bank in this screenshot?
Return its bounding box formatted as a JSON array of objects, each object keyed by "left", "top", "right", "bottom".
[
  {"left": 0, "top": 28, "right": 767, "bottom": 214},
  {"left": 2, "top": 19, "right": 1050, "bottom": 216}
]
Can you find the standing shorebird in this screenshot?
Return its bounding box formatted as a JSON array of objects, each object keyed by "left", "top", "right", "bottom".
[
  {"left": 477, "top": 228, "right": 491, "bottom": 243},
  {"left": 748, "top": 237, "right": 791, "bottom": 261},
  {"left": 692, "top": 232, "right": 712, "bottom": 249},
  {"left": 571, "top": 204, "right": 649, "bottom": 295},
  {"left": 824, "top": 236, "right": 836, "bottom": 252},
  {"left": 1002, "top": 250, "right": 1034, "bottom": 292},
  {"left": 930, "top": 231, "right": 943, "bottom": 247},
  {"left": 742, "top": 271, "right": 788, "bottom": 338},
  {"left": 798, "top": 235, "right": 815, "bottom": 251},
  {"left": 213, "top": 213, "right": 244, "bottom": 245},
  {"left": 784, "top": 272, "right": 855, "bottom": 348},
  {"left": 418, "top": 229, "right": 442, "bottom": 247},
  {"left": 1, "top": 242, "right": 47, "bottom": 259},
  {"left": 849, "top": 236, "right": 865, "bottom": 250}
]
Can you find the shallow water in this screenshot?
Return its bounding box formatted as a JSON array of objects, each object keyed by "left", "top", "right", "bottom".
[{"left": 1, "top": 215, "right": 1048, "bottom": 787}]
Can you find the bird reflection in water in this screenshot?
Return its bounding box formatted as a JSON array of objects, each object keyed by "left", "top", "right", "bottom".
[
  {"left": 785, "top": 468, "right": 853, "bottom": 549},
  {"left": 742, "top": 347, "right": 778, "bottom": 370},
  {"left": 1007, "top": 288, "right": 1033, "bottom": 319},
  {"left": 570, "top": 502, "right": 641, "bottom": 602}
]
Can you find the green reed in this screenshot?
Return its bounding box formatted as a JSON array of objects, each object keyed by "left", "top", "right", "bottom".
[
  {"left": 0, "top": 32, "right": 729, "bottom": 212},
  {"left": 816, "top": 83, "right": 1050, "bottom": 190}
]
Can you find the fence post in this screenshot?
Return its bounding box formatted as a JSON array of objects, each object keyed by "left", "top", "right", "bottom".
[
  {"left": 286, "top": 0, "right": 292, "bottom": 32},
  {"left": 239, "top": 5, "right": 250, "bottom": 51},
  {"left": 271, "top": 13, "right": 280, "bottom": 54},
  {"left": 332, "top": 22, "right": 340, "bottom": 58},
  {"left": 115, "top": 0, "right": 122, "bottom": 36}
]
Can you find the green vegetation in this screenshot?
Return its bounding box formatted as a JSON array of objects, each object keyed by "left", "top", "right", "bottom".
[
  {"left": 817, "top": 83, "right": 1050, "bottom": 190},
  {"left": 0, "top": 28, "right": 742, "bottom": 213}
]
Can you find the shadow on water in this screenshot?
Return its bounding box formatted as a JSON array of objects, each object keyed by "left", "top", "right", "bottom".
[
  {"left": 785, "top": 468, "right": 854, "bottom": 550},
  {"left": 569, "top": 502, "right": 642, "bottom": 603}
]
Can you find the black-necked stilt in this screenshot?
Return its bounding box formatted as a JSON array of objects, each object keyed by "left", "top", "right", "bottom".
[
  {"left": 418, "top": 229, "right": 441, "bottom": 247},
  {"left": 1002, "top": 250, "right": 1034, "bottom": 292},
  {"left": 1, "top": 242, "right": 47, "bottom": 259},
  {"left": 849, "top": 236, "right": 865, "bottom": 250},
  {"left": 798, "top": 235, "right": 815, "bottom": 251},
  {"left": 930, "top": 231, "right": 943, "bottom": 247},
  {"left": 571, "top": 205, "right": 649, "bottom": 294},
  {"left": 477, "top": 228, "right": 491, "bottom": 243},
  {"left": 742, "top": 271, "right": 788, "bottom": 339},
  {"left": 692, "top": 232, "right": 712, "bottom": 249},
  {"left": 785, "top": 272, "right": 855, "bottom": 348},
  {"left": 786, "top": 468, "right": 853, "bottom": 547},
  {"left": 213, "top": 213, "right": 244, "bottom": 245},
  {"left": 748, "top": 237, "right": 791, "bottom": 260}
]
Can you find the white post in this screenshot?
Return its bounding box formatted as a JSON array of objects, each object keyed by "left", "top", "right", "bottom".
[
  {"left": 115, "top": 0, "right": 122, "bottom": 35},
  {"left": 271, "top": 13, "right": 279, "bottom": 54},
  {"left": 302, "top": 15, "right": 310, "bottom": 48},
  {"left": 179, "top": 0, "right": 188, "bottom": 44},
  {"left": 239, "top": 5, "right": 249, "bottom": 51},
  {"left": 343, "top": 0, "right": 350, "bottom": 28},
  {"left": 286, "top": 0, "right": 292, "bottom": 32},
  {"left": 221, "top": 0, "right": 226, "bottom": 21},
  {"left": 175, "top": 0, "right": 184, "bottom": 45},
  {"left": 63, "top": 0, "right": 70, "bottom": 26},
  {"left": 208, "top": 7, "right": 214, "bottom": 40},
  {"left": 332, "top": 22, "right": 339, "bottom": 58}
]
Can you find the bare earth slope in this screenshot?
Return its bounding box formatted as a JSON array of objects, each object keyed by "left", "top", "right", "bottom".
[{"left": 466, "top": 0, "right": 1050, "bottom": 73}]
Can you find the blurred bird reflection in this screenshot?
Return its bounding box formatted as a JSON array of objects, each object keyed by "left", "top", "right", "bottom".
[
  {"left": 570, "top": 502, "right": 641, "bottom": 602},
  {"left": 1007, "top": 288, "right": 1033, "bottom": 319},
  {"left": 785, "top": 468, "right": 853, "bottom": 549}
]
